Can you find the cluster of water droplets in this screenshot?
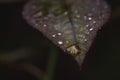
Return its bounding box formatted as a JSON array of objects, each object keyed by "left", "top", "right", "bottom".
[{"left": 23, "top": 0, "right": 110, "bottom": 56}]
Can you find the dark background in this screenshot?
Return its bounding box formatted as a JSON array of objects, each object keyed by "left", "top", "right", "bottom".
[{"left": 0, "top": 0, "right": 120, "bottom": 80}]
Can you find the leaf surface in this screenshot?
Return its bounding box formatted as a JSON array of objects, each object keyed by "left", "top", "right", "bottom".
[{"left": 23, "top": 0, "right": 110, "bottom": 66}]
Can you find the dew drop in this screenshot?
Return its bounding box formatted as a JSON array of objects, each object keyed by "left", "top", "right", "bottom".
[
  {"left": 64, "top": 11, "right": 68, "bottom": 15},
  {"left": 58, "top": 33, "right": 62, "bottom": 36},
  {"left": 58, "top": 41, "right": 63, "bottom": 45},
  {"left": 93, "top": 20, "right": 96, "bottom": 24},
  {"left": 43, "top": 24, "right": 47, "bottom": 27},
  {"left": 76, "top": 15, "right": 80, "bottom": 18},
  {"left": 84, "top": 39, "right": 87, "bottom": 41},
  {"left": 89, "top": 28, "right": 93, "bottom": 31},
  {"left": 85, "top": 24, "right": 89, "bottom": 27},
  {"left": 52, "top": 34, "right": 56, "bottom": 37},
  {"left": 88, "top": 17, "right": 92, "bottom": 20}
]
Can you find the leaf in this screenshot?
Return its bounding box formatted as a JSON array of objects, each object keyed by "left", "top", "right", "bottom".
[{"left": 23, "top": 0, "right": 110, "bottom": 66}]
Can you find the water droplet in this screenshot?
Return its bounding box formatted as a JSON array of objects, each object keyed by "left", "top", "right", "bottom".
[
  {"left": 58, "top": 41, "right": 63, "bottom": 45},
  {"left": 89, "top": 28, "right": 93, "bottom": 31},
  {"left": 76, "top": 15, "right": 80, "bottom": 18},
  {"left": 85, "top": 24, "right": 89, "bottom": 27},
  {"left": 58, "top": 33, "right": 62, "bottom": 36},
  {"left": 43, "top": 24, "right": 47, "bottom": 27},
  {"left": 64, "top": 11, "right": 68, "bottom": 15},
  {"left": 88, "top": 17, "right": 92, "bottom": 20},
  {"left": 84, "top": 39, "right": 87, "bottom": 41},
  {"left": 93, "top": 20, "right": 96, "bottom": 24},
  {"left": 52, "top": 34, "right": 56, "bottom": 37}
]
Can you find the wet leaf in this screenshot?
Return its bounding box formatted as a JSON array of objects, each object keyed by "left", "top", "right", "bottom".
[{"left": 23, "top": 0, "right": 110, "bottom": 66}]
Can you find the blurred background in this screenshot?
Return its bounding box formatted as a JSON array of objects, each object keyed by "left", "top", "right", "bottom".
[{"left": 0, "top": 0, "right": 120, "bottom": 80}]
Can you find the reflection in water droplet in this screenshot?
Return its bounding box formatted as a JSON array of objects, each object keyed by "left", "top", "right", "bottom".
[
  {"left": 52, "top": 34, "right": 56, "bottom": 37},
  {"left": 88, "top": 17, "right": 92, "bottom": 20},
  {"left": 58, "top": 41, "right": 63, "bottom": 45},
  {"left": 89, "top": 28, "right": 93, "bottom": 31},
  {"left": 58, "top": 33, "right": 62, "bottom": 36},
  {"left": 93, "top": 20, "right": 96, "bottom": 24},
  {"left": 43, "top": 24, "right": 47, "bottom": 27}
]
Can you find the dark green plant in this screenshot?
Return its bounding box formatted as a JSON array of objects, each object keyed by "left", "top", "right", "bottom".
[{"left": 23, "top": 0, "right": 110, "bottom": 67}]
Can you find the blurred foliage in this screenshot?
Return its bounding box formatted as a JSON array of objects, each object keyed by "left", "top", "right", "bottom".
[
  {"left": 0, "top": 0, "right": 120, "bottom": 80},
  {"left": 0, "top": 0, "right": 28, "bottom": 3}
]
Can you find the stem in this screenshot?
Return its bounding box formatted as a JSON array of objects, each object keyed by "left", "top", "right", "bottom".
[{"left": 43, "top": 47, "right": 58, "bottom": 80}]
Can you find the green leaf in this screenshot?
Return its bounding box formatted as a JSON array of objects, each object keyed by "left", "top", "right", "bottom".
[{"left": 23, "top": 0, "right": 110, "bottom": 67}]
